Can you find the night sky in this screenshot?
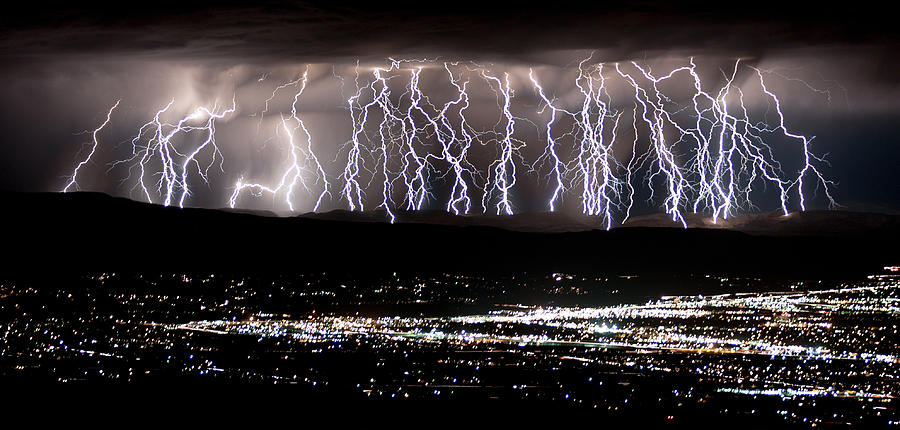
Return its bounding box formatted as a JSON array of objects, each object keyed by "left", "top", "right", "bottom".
[{"left": 1, "top": 1, "right": 897, "bottom": 216}]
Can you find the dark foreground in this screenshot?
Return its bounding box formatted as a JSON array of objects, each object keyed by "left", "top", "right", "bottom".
[{"left": 1, "top": 191, "right": 898, "bottom": 426}]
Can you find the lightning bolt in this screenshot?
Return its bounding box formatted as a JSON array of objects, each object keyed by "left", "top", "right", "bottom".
[
  {"left": 109, "top": 95, "right": 235, "bottom": 208},
  {"left": 480, "top": 70, "right": 520, "bottom": 215},
  {"left": 752, "top": 66, "right": 836, "bottom": 212},
  {"left": 62, "top": 99, "right": 121, "bottom": 192},
  {"left": 230, "top": 67, "right": 331, "bottom": 212},
  {"left": 528, "top": 69, "right": 567, "bottom": 213}
]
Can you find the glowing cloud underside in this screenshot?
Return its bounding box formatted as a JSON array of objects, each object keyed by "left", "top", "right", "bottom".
[{"left": 62, "top": 57, "right": 836, "bottom": 229}]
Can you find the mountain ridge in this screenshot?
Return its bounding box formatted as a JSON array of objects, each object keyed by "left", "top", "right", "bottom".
[{"left": 2, "top": 191, "right": 896, "bottom": 278}]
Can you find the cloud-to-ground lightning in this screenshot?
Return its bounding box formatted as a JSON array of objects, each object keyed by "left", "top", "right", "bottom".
[
  {"left": 229, "top": 67, "right": 331, "bottom": 212},
  {"left": 62, "top": 99, "right": 121, "bottom": 193},
  {"left": 107, "top": 95, "right": 236, "bottom": 209},
  {"left": 528, "top": 69, "right": 566, "bottom": 213},
  {"left": 479, "top": 70, "right": 520, "bottom": 215},
  {"left": 63, "top": 57, "right": 836, "bottom": 226}
]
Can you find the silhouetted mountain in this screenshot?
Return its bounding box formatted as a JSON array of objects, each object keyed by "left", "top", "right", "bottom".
[
  {"left": 621, "top": 210, "right": 900, "bottom": 237},
  {"left": 301, "top": 206, "right": 899, "bottom": 236},
  {"left": 297, "top": 208, "right": 610, "bottom": 232},
  {"left": 1, "top": 191, "right": 896, "bottom": 278}
]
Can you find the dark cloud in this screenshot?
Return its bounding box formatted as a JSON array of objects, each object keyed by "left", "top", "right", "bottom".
[{"left": 2, "top": 1, "right": 897, "bottom": 62}]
